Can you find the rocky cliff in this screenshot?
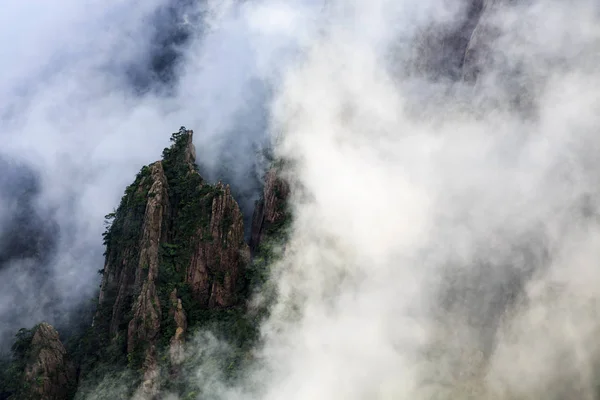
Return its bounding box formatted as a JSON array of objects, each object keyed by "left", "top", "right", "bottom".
[
  {"left": 91, "top": 128, "right": 250, "bottom": 396},
  {"left": 0, "top": 127, "right": 291, "bottom": 400},
  {"left": 22, "top": 323, "right": 77, "bottom": 400},
  {"left": 249, "top": 167, "right": 290, "bottom": 253},
  {"left": 0, "top": 323, "right": 76, "bottom": 400}
]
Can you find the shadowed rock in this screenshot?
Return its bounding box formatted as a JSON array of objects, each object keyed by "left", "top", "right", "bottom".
[
  {"left": 249, "top": 168, "right": 290, "bottom": 253},
  {"left": 22, "top": 323, "right": 76, "bottom": 400}
]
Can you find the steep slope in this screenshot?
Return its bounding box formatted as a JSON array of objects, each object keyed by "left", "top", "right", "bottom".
[
  {"left": 0, "top": 323, "right": 76, "bottom": 400},
  {"left": 22, "top": 323, "right": 77, "bottom": 400},
  {"left": 86, "top": 128, "right": 250, "bottom": 397},
  {"left": 249, "top": 167, "right": 290, "bottom": 254},
  {"left": 0, "top": 128, "right": 293, "bottom": 399},
  {"left": 245, "top": 165, "right": 292, "bottom": 324}
]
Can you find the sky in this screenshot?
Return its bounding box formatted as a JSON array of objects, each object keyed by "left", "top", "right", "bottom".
[{"left": 4, "top": 0, "right": 600, "bottom": 399}]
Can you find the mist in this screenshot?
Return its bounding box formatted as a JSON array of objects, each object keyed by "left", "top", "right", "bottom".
[
  {"left": 3, "top": 0, "right": 600, "bottom": 398},
  {"left": 0, "top": 0, "right": 313, "bottom": 347},
  {"left": 251, "top": 0, "right": 600, "bottom": 398}
]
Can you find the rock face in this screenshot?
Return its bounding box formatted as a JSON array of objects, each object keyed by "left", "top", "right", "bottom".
[
  {"left": 21, "top": 323, "right": 76, "bottom": 400},
  {"left": 126, "top": 163, "right": 169, "bottom": 399},
  {"left": 187, "top": 182, "right": 250, "bottom": 308},
  {"left": 168, "top": 289, "right": 187, "bottom": 368},
  {"left": 1, "top": 129, "right": 287, "bottom": 400},
  {"left": 93, "top": 128, "right": 250, "bottom": 396},
  {"left": 249, "top": 168, "right": 290, "bottom": 253}
]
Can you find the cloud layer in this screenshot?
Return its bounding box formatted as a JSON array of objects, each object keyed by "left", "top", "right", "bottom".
[
  {"left": 4, "top": 0, "right": 600, "bottom": 399},
  {"left": 250, "top": 0, "right": 600, "bottom": 399},
  {"left": 0, "top": 0, "right": 311, "bottom": 346}
]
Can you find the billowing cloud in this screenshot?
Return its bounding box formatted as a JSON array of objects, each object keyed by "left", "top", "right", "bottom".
[
  {"left": 250, "top": 0, "right": 600, "bottom": 399},
  {"left": 4, "top": 0, "right": 600, "bottom": 399},
  {"left": 0, "top": 0, "right": 313, "bottom": 347}
]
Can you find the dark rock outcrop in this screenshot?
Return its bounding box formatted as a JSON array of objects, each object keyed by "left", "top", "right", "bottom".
[
  {"left": 186, "top": 182, "right": 250, "bottom": 308},
  {"left": 21, "top": 323, "right": 76, "bottom": 400},
  {"left": 249, "top": 168, "right": 290, "bottom": 253}
]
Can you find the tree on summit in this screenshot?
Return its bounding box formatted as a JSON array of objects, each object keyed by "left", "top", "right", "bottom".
[{"left": 170, "top": 126, "right": 187, "bottom": 142}]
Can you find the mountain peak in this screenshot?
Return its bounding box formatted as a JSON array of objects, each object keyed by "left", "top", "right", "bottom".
[
  {"left": 90, "top": 126, "right": 251, "bottom": 396},
  {"left": 163, "top": 127, "right": 196, "bottom": 170}
]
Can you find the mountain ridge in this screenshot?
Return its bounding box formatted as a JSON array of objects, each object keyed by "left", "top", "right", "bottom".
[{"left": 0, "top": 127, "right": 290, "bottom": 400}]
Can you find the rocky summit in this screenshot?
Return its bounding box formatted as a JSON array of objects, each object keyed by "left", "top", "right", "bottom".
[{"left": 0, "top": 128, "right": 290, "bottom": 400}]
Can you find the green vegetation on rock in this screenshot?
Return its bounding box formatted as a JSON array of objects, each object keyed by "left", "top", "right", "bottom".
[
  {"left": 0, "top": 327, "right": 36, "bottom": 399},
  {"left": 0, "top": 127, "right": 293, "bottom": 399}
]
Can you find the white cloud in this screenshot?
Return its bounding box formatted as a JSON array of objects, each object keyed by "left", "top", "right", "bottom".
[{"left": 4, "top": 0, "right": 600, "bottom": 398}]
